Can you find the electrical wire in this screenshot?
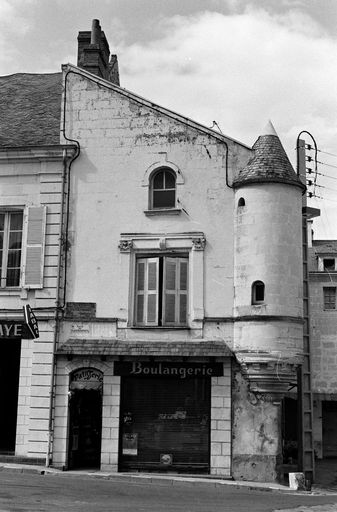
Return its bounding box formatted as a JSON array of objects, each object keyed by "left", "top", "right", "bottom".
[
  {"left": 306, "top": 168, "right": 337, "bottom": 182},
  {"left": 316, "top": 148, "right": 337, "bottom": 159}
]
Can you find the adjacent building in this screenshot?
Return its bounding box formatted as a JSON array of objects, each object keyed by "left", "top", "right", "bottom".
[
  {"left": 309, "top": 237, "right": 337, "bottom": 460},
  {"left": 0, "top": 20, "right": 307, "bottom": 481}
]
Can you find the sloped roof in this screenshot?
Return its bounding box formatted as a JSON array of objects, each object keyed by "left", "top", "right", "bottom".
[
  {"left": 0, "top": 73, "right": 62, "bottom": 146},
  {"left": 312, "top": 240, "right": 337, "bottom": 254},
  {"left": 57, "top": 338, "right": 232, "bottom": 357},
  {"left": 232, "top": 121, "right": 304, "bottom": 190}
]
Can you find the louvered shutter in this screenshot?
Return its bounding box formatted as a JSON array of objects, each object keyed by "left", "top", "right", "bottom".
[
  {"left": 23, "top": 206, "right": 47, "bottom": 289},
  {"left": 179, "top": 259, "right": 188, "bottom": 324},
  {"left": 163, "top": 258, "right": 177, "bottom": 325},
  {"left": 163, "top": 257, "right": 188, "bottom": 326},
  {"left": 135, "top": 258, "right": 159, "bottom": 326}
]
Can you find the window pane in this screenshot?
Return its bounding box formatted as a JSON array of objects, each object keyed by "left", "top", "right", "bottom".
[
  {"left": 179, "top": 294, "right": 187, "bottom": 324},
  {"left": 0, "top": 214, "right": 4, "bottom": 231},
  {"left": 153, "top": 171, "right": 164, "bottom": 189},
  {"left": 148, "top": 262, "right": 157, "bottom": 290},
  {"left": 10, "top": 212, "right": 23, "bottom": 230},
  {"left": 324, "top": 287, "right": 336, "bottom": 309},
  {"left": 165, "top": 261, "right": 176, "bottom": 290},
  {"left": 165, "top": 294, "right": 176, "bottom": 323},
  {"left": 164, "top": 171, "right": 175, "bottom": 189},
  {"left": 136, "top": 295, "right": 144, "bottom": 323},
  {"left": 7, "top": 250, "right": 21, "bottom": 269},
  {"left": 255, "top": 284, "right": 264, "bottom": 302},
  {"left": 180, "top": 261, "right": 188, "bottom": 291},
  {"left": 323, "top": 258, "right": 335, "bottom": 271},
  {"left": 137, "top": 262, "right": 145, "bottom": 291},
  {"left": 0, "top": 233, "right": 3, "bottom": 250},
  {"left": 9, "top": 231, "right": 22, "bottom": 250},
  {"left": 153, "top": 190, "right": 175, "bottom": 208},
  {"left": 6, "top": 268, "right": 20, "bottom": 287},
  {"left": 147, "top": 294, "right": 157, "bottom": 323}
]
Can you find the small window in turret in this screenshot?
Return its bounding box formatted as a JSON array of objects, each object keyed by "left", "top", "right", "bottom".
[
  {"left": 238, "top": 197, "right": 245, "bottom": 208},
  {"left": 252, "top": 281, "right": 265, "bottom": 304}
]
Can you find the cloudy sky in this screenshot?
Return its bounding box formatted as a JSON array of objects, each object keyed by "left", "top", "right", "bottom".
[{"left": 1, "top": 0, "right": 336, "bottom": 239}]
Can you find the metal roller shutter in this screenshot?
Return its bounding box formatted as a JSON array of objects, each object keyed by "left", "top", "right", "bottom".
[{"left": 119, "top": 376, "right": 210, "bottom": 473}]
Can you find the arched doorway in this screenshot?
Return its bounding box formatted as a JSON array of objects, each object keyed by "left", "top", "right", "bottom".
[{"left": 68, "top": 368, "right": 103, "bottom": 470}]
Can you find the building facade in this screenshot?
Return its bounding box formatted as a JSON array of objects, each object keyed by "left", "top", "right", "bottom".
[
  {"left": 309, "top": 238, "right": 337, "bottom": 460},
  {"left": 0, "top": 20, "right": 306, "bottom": 481},
  {"left": 0, "top": 72, "right": 77, "bottom": 462}
]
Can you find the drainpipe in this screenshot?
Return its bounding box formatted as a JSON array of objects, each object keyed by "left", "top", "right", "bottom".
[{"left": 45, "top": 69, "right": 80, "bottom": 467}]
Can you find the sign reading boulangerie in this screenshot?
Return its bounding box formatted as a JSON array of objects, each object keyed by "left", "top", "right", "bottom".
[{"left": 114, "top": 361, "right": 223, "bottom": 378}]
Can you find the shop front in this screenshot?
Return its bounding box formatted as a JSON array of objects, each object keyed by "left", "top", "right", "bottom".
[
  {"left": 115, "top": 361, "right": 223, "bottom": 473},
  {"left": 0, "top": 307, "right": 39, "bottom": 454}
]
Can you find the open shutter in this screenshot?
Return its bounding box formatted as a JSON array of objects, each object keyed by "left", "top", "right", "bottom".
[
  {"left": 135, "top": 258, "right": 159, "bottom": 326},
  {"left": 22, "top": 206, "right": 46, "bottom": 289},
  {"left": 163, "top": 257, "right": 188, "bottom": 326},
  {"left": 179, "top": 259, "right": 188, "bottom": 324}
]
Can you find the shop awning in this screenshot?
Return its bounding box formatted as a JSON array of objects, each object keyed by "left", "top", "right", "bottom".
[{"left": 56, "top": 339, "right": 232, "bottom": 357}]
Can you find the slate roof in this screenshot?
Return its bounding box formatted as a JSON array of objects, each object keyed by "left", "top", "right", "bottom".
[
  {"left": 0, "top": 73, "right": 62, "bottom": 147},
  {"left": 233, "top": 123, "right": 305, "bottom": 190},
  {"left": 57, "top": 339, "right": 232, "bottom": 357},
  {"left": 312, "top": 240, "right": 337, "bottom": 254}
]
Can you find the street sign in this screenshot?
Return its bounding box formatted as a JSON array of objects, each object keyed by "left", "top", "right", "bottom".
[{"left": 23, "top": 305, "right": 39, "bottom": 339}]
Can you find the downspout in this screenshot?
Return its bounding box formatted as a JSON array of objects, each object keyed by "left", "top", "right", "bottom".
[{"left": 46, "top": 69, "right": 80, "bottom": 467}]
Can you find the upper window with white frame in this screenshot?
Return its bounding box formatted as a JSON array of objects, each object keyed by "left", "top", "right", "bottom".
[
  {"left": 0, "top": 206, "right": 46, "bottom": 290},
  {"left": 150, "top": 168, "right": 176, "bottom": 210},
  {"left": 0, "top": 211, "right": 23, "bottom": 288},
  {"left": 135, "top": 255, "right": 188, "bottom": 327}
]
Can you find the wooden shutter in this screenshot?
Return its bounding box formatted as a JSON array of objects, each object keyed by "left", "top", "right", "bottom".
[
  {"left": 179, "top": 259, "right": 188, "bottom": 324},
  {"left": 163, "top": 257, "right": 188, "bottom": 326},
  {"left": 22, "top": 206, "right": 47, "bottom": 289},
  {"left": 135, "top": 258, "right": 159, "bottom": 325}
]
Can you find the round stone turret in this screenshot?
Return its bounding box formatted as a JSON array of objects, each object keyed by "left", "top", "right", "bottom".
[{"left": 232, "top": 121, "right": 304, "bottom": 394}]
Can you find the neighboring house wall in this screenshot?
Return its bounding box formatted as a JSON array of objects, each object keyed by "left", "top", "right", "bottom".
[
  {"left": 309, "top": 240, "right": 337, "bottom": 459},
  {"left": 0, "top": 148, "right": 74, "bottom": 460}
]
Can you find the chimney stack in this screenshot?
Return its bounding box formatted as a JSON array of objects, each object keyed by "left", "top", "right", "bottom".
[{"left": 77, "top": 19, "right": 120, "bottom": 85}]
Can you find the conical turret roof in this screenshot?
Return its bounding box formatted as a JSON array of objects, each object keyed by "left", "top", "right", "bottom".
[{"left": 232, "top": 121, "right": 305, "bottom": 190}]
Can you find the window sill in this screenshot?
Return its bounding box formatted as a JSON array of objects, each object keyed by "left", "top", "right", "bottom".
[
  {"left": 144, "top": 208, "right": 182, "bottom": 216},
  {"left": 0, "top": 287, "right": 21, "bottom": 294}
]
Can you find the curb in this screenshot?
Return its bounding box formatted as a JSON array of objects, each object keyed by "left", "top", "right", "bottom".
[{"left": 0, "top": 463, "right": 336, "bottom": 495}]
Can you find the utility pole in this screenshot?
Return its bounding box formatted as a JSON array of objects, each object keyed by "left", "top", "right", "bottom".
[{"left": 297, "top": 136, "right": 320, "bottom": 486}]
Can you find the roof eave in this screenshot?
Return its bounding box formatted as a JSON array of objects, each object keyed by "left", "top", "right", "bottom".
[{"left": 232, "top": 177, "right": 306, "bottom": 192}]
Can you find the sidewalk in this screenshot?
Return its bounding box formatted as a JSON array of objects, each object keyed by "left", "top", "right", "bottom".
[{"left": 0, "top": 462, "right": 336, "bottom": 496}]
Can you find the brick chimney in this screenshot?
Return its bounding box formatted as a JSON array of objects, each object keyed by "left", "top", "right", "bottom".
[{"left": 77, "top": 19, "right": 120, "bottom": 85}]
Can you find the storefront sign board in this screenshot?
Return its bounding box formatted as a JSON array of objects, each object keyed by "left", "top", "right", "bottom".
[{"left": 114, "top": 361, "right": 223, "bottom": 378}]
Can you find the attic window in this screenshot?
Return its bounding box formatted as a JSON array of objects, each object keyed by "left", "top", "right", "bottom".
[
  {"left": 323, "top": 258, "right": 336, "bottom": 272},
  {"left": 252, "top": 281, "right": 265, "bottom": 304},
  {"left": 238, "top": 197, "right": 245, "bottom": 208},
  {"left": 150, "top": 168, "right": 176, "bottom": 209}
]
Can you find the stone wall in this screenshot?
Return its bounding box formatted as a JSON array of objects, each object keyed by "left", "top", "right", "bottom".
[{"left": 232, "top": 368, "right": 282, "bottom": 482}]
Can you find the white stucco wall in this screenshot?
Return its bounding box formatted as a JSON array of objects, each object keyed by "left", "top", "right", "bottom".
[{"left": 62, "top": 70, "right": 251, "bottom": 325}]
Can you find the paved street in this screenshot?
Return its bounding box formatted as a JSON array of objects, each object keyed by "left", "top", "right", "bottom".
[{"left": 0, "top": 472, "right": 337, "bottom": 512}]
